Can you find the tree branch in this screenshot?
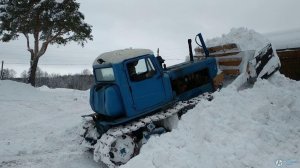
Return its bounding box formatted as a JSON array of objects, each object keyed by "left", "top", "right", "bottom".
[
  {"left": 36, "top": 29, "right": 63, "bottom": 58},
  {"left": 47, "top": 29, "right": 63, "bottom": 43},
  {"left": 45, "top": 28, "right": 53, "bottom": 42},
  {"left": 23, "top": 33, "right": 33, "bottom": 53},
  {"left": 23, "top": 33, "right": 34, "bottom": 62},
  {"left": 37, "top": 42, "right": 49, "bottom": 58},
  {"left": 33, "top": 13, "right": 41, "bottom": 57}
]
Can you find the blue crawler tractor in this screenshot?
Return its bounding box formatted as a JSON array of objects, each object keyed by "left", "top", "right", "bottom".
[{"left": 82, "top": 33, "right": 280, "bottom": 167}]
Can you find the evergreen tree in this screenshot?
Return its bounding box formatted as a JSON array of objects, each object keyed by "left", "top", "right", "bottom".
[{"left": 0, "top": 0, "right": 92, "bottom": 86}]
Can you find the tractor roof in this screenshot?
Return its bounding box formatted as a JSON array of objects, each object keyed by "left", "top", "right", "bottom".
[{"left": 93, "top": 48, "right": 154, "bottom": 65}]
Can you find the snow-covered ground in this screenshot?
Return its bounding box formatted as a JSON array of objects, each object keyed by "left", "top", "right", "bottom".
[
  {"left": 0, "top": 81, "right": 101, "bottom": 168},
  {"left": 1, "top": 73, "right": 300, "bottom": 168}
]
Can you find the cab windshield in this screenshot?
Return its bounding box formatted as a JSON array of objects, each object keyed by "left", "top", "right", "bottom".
[{"left": 94, "top": 67, "right": 115, "bottom": 82}]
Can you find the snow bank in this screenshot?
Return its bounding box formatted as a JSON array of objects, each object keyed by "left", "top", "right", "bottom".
[
  {"left": 196, "top": 28, "right": 280, "bottom": 78},
  {"left": 205, "top": 27, "right": 270, "bottom": 51},
  {"left": 0, "top": 80, "right": 101, "bottom": 168},
  {"left": 122, "top": 73, "right": 300, "bottom": 168}
]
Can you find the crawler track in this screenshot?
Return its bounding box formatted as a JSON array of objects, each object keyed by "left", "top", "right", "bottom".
[{"left": 82, "top": 93, "right": 212, "bottom": 168}]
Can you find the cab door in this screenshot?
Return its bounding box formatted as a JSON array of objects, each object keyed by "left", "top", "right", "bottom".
[{"left": 125, "top": 56, "right": 166, "bottom": 113}]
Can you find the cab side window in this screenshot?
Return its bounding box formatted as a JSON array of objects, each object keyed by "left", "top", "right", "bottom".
[{"left": 127, "top": 58, "right": 156, "bottom": 81}]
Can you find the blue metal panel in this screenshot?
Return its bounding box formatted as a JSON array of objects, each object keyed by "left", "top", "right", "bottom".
[
  {"left": 89, "top": 85, "right": 105, "bottom": 114},
  {"left": 124, "top": 55, "right": 167, "bottom": 117},
  {"left": 167, "top": 58, "right": 217, "bottom": 80},
  {"left": 90, "top": 84, "right": 125, "bottom": 117},
  {"left": 162, "top": 73, "right": 173, "bottom": 100},
  {"left": 104, "top": 85, "right": 125, "bottom": 117},
  {"left": 166, "top": 58, "right": 217, "bottom": 100},
  {"left": 98, "top": 100, "right": 176, "bottom": 127},
  {"left": 112, "top": 64, "right": 135, "bottom": 117}
]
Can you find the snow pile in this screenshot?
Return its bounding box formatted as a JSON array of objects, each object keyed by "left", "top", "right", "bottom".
[
  {"left": 0, "top": 80, "right": 100, "bottom": 168},
  {"left": 195, "top": 28, "right": 280, "bottom": 78},
  {"left": 205, "top": 27, "right": 270, "bottom": 51},
  {"left": 122, "top": 73, "right": 300, "bottom": 168}
]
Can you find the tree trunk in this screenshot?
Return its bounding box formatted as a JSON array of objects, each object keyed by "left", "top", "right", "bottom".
[{"left": 28, "top": 57, "right": 39, "bottom": 87}]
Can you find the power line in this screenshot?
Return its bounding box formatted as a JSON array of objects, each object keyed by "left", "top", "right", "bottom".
[
  {"left": 4, "top": 58, "right": 185, "bottom": 66},
  {"left": 4, "top": 63, "right": 91, "bottom": 66}
]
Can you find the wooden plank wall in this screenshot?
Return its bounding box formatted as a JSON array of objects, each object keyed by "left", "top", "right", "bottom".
[
  {"left": 195, "top": 44, "right": 300, "bottom": 80},
  {"left": 195, "top": 43, "right": 242, "bottom": 76},
  {"left": 277, "top": 48, "right": 300, "bottom": 80}
]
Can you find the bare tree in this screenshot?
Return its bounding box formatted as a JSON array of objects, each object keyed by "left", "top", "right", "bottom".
[
  {"left": 20, "top": 70, "right": 29, "bottom": 82},
  {"left": 82, "top": 68, "right": 92, "bottom": 75},
  {"left": 2, "top": 68, "right": 16, "bottom": 79}
]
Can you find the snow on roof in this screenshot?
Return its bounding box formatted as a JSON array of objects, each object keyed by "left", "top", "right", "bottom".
[
  {"left": 202, "top": 27, "right": 300, "bottom": 51},
  {"left": 265, "top": 28, "right": 300, "bottom": 50},
  {"left": 93, "top": 48, "right": 154, "bottom": 65}
]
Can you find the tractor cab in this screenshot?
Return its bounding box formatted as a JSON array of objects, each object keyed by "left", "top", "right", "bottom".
[
  {"left": 90, "top": 48, "right": 218, "bottom": 127},
  {"left": 90, "top": 49, "right": 173, "bottom": 126}
]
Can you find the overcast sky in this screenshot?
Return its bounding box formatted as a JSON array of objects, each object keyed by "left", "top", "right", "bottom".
[{"left": 1, "top": 0, "right": 300, "bottom": 76}]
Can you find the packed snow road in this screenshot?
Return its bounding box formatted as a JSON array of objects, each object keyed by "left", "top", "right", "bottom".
[{"left": 0, "top": 73, "right": 299, "bottom": 168}]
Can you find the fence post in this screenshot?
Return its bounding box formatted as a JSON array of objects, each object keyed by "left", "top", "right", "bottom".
[{"left": 1, "top": 61, "right": 3, "bottom": 80}]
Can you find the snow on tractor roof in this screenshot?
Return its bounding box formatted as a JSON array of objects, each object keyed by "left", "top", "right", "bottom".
[{"left": 93, "top": 48, "right": 154, "bottom": 65}]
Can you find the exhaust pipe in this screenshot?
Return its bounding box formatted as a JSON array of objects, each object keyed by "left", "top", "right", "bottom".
[{"left": 188, "top": 39, "right": 194, "bottom": 62}]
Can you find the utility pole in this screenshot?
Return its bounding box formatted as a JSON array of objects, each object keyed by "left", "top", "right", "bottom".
[{"left": 1, "top": 61, "right": 3, "bottom": 80}]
